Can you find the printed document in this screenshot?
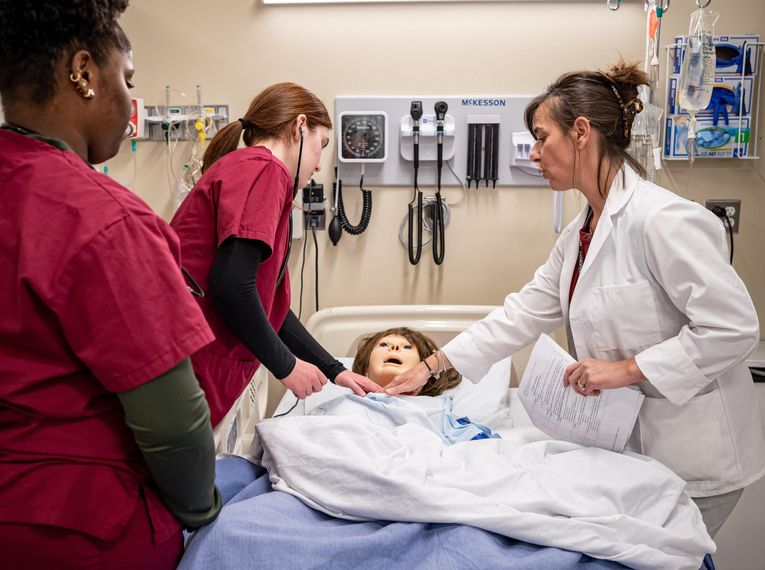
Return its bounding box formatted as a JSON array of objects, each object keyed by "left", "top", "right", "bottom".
[{"left": 518, "top": 334, "right": 644, "bottom": 452}]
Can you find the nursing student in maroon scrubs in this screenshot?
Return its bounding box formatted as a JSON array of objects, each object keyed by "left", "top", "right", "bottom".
[
  {"left": 171, "top": 83, "right": 381, "bottom": 429},
  {"left": 0, "top": 1, "right": 221, "bottom": 567}
]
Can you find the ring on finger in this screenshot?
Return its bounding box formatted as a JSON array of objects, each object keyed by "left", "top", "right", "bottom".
[{"left": 576, "top": 380, "right": 587, "bottom": 392}]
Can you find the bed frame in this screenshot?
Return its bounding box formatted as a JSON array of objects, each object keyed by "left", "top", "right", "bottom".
[{"left": 304, "top": 304, "right": 499, "bottom": 356}]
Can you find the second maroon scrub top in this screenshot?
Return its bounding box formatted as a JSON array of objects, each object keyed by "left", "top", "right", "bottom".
[
  {"left": 0, "top": 129, "right": 215, "bottom": 545},
  {"left": 171, "top": 145, "right": 294, "bottom": 426}
]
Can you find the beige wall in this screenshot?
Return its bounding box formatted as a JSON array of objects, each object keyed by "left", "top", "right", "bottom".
[{"left": 110, "top": 0, "right": 765, "bottom": 355}]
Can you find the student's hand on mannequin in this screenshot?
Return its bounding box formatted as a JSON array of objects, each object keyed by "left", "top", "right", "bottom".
[
  {"left": 383, "top": 362, "right": 430, "bottom": 396},
  {"left": 281, "top": 359, "right": 327, "bottom": 399},
  {"left": 334, "top": 370, "right": 382, "bottom": 396}
]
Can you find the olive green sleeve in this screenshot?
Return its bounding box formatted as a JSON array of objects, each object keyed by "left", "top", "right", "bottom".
[{"left": 117, "top": 358, "right": 222, "bottom": 529}]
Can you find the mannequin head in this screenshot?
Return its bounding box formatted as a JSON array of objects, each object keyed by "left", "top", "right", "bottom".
[{"left": 353, "top": 327, "right": 461, "bottom": 397}]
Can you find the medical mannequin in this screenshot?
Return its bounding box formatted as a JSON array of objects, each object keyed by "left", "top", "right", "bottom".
[
  {"left": 0, "top": 1, "right": 220, "bottom": 567},
  {"left": 353, "top": 327, "right": 461, "bottom": 396},
  {"left": 171, "top": 83, "right": 380, "bottom": 429},
  {"left": 387, "top": 60, "right": 765, "bottom": 538}
]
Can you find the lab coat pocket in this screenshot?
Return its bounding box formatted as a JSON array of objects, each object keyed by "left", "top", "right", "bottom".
[
  {"left": 639, "top": 390, "right": 740, "bottom": 484},
  {"left": 590, "top": 281, "right": 661, "bottom": 352}
]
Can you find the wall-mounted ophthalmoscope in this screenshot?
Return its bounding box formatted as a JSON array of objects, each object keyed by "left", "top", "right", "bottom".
[{"left": 431, "top": 100, "right": 448, "bottom": 265}]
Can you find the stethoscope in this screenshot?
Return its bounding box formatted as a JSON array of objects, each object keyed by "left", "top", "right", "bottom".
[
  {"left": 432, "top": 101, "right": 448, "bottom": 266},
  {"left": 276, "top": 127, "right": 304, "bottom": 287},
  {"left": 407, "top": 101, "right": 424, "bottom": 265},
  {"left": 182, "top": 267, "right": 205, "bottom": 298}
]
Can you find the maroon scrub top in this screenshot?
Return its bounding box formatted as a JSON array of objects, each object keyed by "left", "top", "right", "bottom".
[
  {"left": 170, "top": 145, "right": 293, "bottom": 426},
  {"left": 0, "top": 130, "right": 214, "bottom": 543}
]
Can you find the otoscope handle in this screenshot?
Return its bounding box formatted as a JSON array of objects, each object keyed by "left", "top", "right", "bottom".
[
  {"left": 410, "top": 100, "right": 423, "bottom": 171},
  {"left": 434, "top": 101, "right": 447, "bottom": 167}
]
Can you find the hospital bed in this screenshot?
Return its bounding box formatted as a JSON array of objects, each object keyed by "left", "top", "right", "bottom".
[{"left": 179, "top": 305, "right": 714, "bottom": 570}]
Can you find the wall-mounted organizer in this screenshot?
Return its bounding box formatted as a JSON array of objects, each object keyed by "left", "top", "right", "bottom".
[
  {"left": 663, "top": 34, "right": 762, "bottom": 160},
  {"left": 334, "top": 96, "right": 546, "bottom": 187},
  {"left": 140, "top": 104, "right": 230, "bottom": 142}
]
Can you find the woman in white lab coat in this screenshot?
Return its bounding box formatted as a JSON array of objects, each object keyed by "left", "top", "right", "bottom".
[{"left": 386, "top": 61, "right": 765, "bottom": 538}]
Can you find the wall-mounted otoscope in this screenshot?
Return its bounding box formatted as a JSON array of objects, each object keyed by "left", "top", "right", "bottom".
[
  {"left": 431, "top": 100, "right": 448, "bottom": 265},
  {"left": 408, "top": 101, "right": 424, "bottom": 265}
]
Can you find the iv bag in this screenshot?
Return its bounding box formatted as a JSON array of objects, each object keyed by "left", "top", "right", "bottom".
[
  {"left": 678, "top": 8, "right": 719, "bottom": 113},
  {"left": 628, "top": 85, "right": 663, "bottom": 181},
  {"left": 173, "top": 164, "right": 193, "bottom": 213}
]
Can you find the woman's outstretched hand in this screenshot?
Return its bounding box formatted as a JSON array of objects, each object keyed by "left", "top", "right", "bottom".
[{"left": 383, "top": 362, "right": 430, "bottom": 396}]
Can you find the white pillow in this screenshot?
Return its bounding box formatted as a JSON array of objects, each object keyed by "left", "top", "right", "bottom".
[
  {"left": 446, "top": 356, "right": 512, "bottom": 425},
  {"left": 274, "top": 356, "right": 513, "bottom": 425}
]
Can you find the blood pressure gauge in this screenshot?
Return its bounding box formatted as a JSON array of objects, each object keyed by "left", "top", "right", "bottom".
[{"left": 338, "top": 112, "right": 388, "bottom": 163}]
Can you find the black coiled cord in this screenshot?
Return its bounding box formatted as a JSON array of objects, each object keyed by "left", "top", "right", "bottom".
[{"left": 336, "top": 175, "right": 373, "bottom": 235}]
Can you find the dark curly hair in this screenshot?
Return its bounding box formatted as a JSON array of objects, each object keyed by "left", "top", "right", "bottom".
[{"left": 0, "top": 0, "right": 131, "bottom": 104}]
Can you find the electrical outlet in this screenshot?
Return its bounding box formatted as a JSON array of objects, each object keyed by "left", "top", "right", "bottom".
[{"left": 706, "top": 199, "right": 741, "bottom": 234}]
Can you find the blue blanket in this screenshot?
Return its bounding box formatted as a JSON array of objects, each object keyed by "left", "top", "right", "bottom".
[{"left": 179, "top": 457, "right": 627, "bottom": 570}]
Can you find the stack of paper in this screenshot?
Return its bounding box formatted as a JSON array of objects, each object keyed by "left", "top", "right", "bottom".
[{"left": 518, "top": 334, "right": 644, "bottom": 452}]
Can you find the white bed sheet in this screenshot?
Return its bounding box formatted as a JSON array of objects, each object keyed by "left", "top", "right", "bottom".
[{"left": 257, "top": 405, "right": 713, "bottom": 570}]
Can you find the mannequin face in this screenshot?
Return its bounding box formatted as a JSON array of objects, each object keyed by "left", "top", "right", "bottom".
[{"left": 366, "top": 334, "right": 421, "bottom": 388}]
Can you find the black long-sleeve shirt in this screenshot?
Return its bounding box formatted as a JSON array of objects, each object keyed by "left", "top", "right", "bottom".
[{"left": 209, "top": 237, "right": 345, "bottom": 381}]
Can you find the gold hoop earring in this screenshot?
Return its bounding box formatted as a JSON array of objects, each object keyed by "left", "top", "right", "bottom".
[
  {"left": 76, "top": 81, "right": 95, "bottom": 99},
  {"left": 70, "top": 72, "right": 95, "bottom": 99}
]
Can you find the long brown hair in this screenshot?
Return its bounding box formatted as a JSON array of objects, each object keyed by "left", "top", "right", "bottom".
[
  {"left": 524, "top": 60, "right": 649, "bottom": 196},
  {"left": 202, "top": 82, "right": 332, "bottom": 172},
  {"left": 353, "top": 327, "right": 462, "bottom": 397}
]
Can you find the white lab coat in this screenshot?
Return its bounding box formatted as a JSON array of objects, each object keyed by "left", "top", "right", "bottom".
[{"left": 444, "top": 165, "right": 765, "bottom": 497}]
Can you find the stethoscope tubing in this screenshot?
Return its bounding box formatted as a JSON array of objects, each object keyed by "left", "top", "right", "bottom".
[{"left": 276, "top": 129, "right": 304, "bottom": 287}]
